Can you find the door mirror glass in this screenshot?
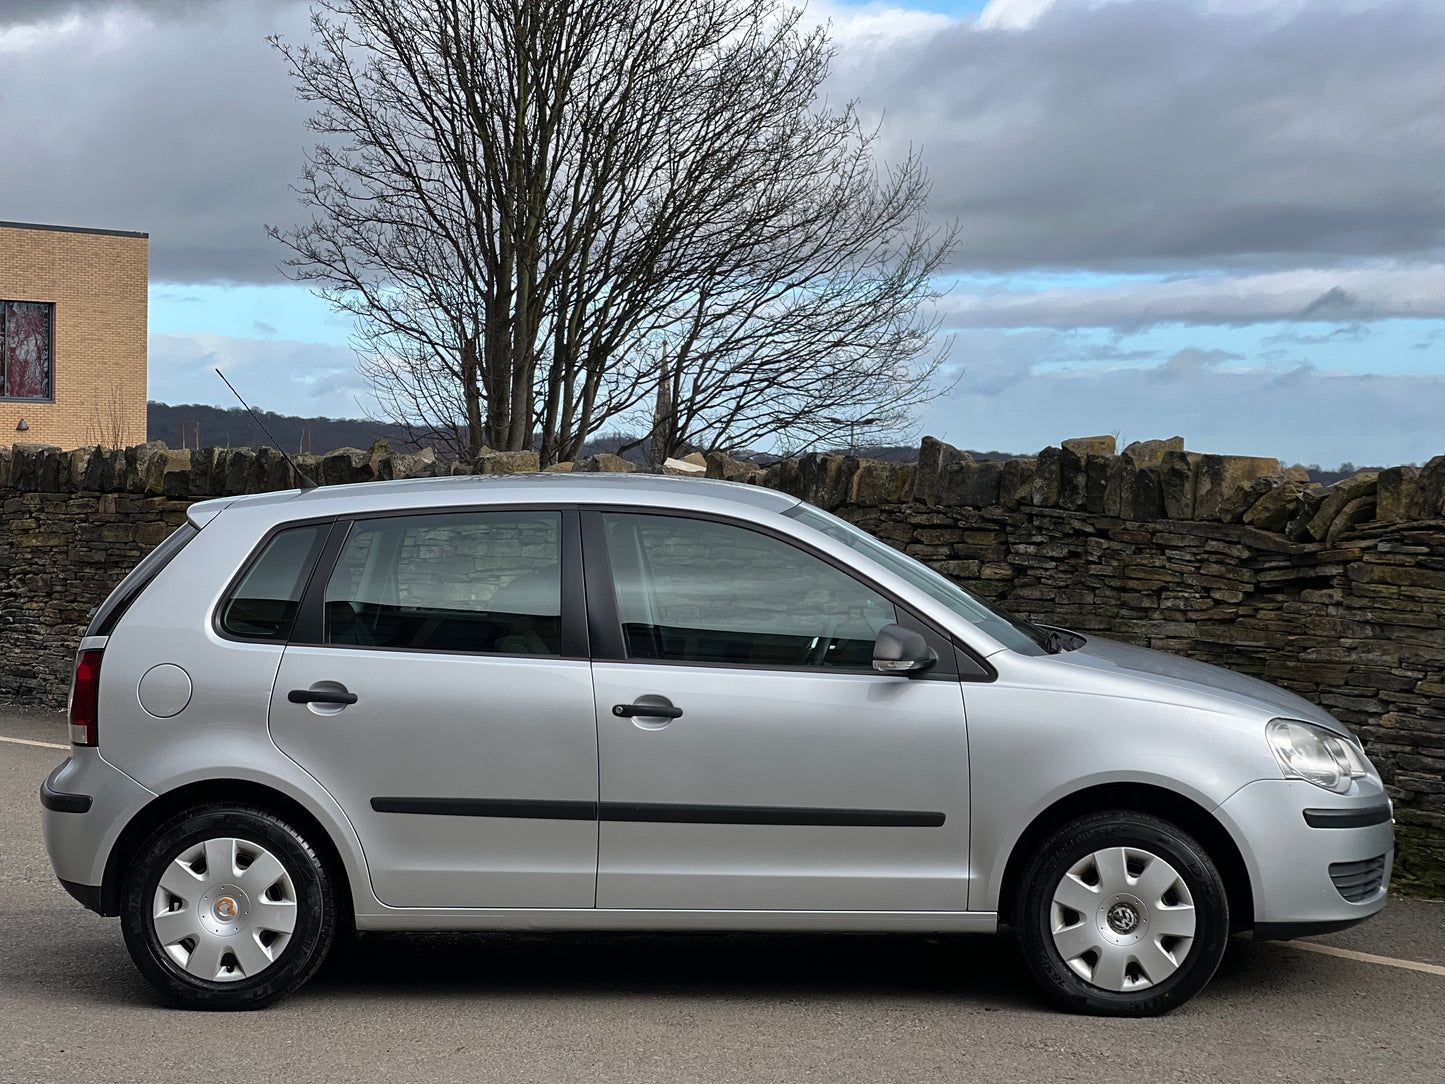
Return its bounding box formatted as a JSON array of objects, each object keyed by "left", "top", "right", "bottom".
[{"left": 872, "top": 624, "right": 935, "bottom": 674}]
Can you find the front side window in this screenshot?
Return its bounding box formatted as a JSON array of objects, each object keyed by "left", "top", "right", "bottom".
[
  {"left": 602, "top": 513, "right": 896, "bottom": 669},
  {"left": 786, "top": 503, "right": 1049, "bottom": 654},
  {"left": 323, "top": 511, "right": 562, "bottom": 655},
  {"left": 1, "top": 301, "right": 54, "bottom": 400},
  {"left": 221, "top": 524, "right": 328, "bottom": 640}
]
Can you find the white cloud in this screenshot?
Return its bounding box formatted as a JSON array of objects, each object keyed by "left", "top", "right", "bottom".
[
  {"left": 148, "top": 332, "right": 372, "bottom": 417},
  {"left": 922, "top": 331, "right": 1444, "bottom": 465},
  {"left": 938, "top": 264, "right": 1445, "bottom": 329}
]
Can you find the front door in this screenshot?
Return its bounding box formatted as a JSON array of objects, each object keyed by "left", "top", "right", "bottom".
[
  {"left": 586, "top": 510, "right": 970, "bottom": 913},
  {"left": 268, "top": 508, "right": 598, "bottom": 909}
]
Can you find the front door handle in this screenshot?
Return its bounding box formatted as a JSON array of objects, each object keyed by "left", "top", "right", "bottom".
[
  {"left": 613, "top": 702, "right": 683, "bottom": 719},
  {"left": 288, "top": 686, "right": 359, "bottom": 706}
]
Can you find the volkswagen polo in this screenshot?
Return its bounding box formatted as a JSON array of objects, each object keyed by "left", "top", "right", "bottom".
[{"left": 40, "top": 473, "right": 1392, "bottom": 1013}]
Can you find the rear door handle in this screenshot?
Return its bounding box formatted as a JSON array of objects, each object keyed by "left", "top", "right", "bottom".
[
  {"left": 612, "top": 702, "right": 683, "bottom": 719},
  {"left": 288, "top": 687, "right": 359, "bottom": 706}
]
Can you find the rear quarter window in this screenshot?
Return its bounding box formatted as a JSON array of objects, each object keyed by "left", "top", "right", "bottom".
[
  {"left": 87, "top": 522, "right": 200, "bottom": 637},
  {"left": 220, "top": 524, "right": 329, "bottom": 641}
]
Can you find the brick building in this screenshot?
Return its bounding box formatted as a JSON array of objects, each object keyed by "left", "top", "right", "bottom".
[{"left": 0, "top": 221, "right": 148, "bottom": 450}]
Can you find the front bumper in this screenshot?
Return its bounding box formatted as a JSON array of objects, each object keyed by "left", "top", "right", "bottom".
[
  {"left": 41, "top": 751, "right": 158, "bottom": 913},
  {"left": 1218, "top": 779, "right": 1393, "bottom": 938}
]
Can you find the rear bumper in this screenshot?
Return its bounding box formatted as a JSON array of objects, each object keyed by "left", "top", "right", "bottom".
[
  {"left": 58, "top": 878, "right": 105, "bottom": 912},
  {"left": 41, "top": 751, "right": 157, "bottom": 913},
  {"left": 1219, "top": 779, "right": 1393, "bottom": 930},
  {"left": 40, "top": 766, "right": 93, "bottom": 813}
]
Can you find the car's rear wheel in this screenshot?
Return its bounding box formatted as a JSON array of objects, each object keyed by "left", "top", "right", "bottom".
[
  {"left": 120, "top": 804, "right": 336, "bottom": 1010},
  {"left": 1016, "top": 810, "right": 1229, "bottom": 1016}
]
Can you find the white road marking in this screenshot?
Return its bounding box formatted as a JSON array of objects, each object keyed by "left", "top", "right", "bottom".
[
  {"left": 1285, "top": 939, "right": 1445, "bottom": 978},
  {"left": 0, "top": 734, "right": 68, "bottom": 750}
]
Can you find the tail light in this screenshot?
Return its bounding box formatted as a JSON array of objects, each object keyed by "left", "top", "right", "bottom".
[{"left": 69, "top": 649, "right": 104, "bottom": 747}]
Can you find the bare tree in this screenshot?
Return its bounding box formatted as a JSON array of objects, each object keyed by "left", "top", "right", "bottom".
[{"left": 269, "top": 0, "right": 955, "bottom": 465}]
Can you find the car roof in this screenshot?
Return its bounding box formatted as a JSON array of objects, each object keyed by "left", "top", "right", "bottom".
[{"left": 189, "top": 471, "right": 801, "bottom": 524}]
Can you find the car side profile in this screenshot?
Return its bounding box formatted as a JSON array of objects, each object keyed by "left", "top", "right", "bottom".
[{"left": 40, "top": 473, "right": 1393, "bottom": 1014}]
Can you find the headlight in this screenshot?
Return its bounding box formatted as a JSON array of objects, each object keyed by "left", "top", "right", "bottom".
[{"left": 1266, "top": 719, "right": 1375, "bottom": 794}]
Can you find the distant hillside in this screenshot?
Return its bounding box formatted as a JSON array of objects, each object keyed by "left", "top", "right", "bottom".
[
  {"left": 147, "top": 403, "right": 422, "bottom": 454},
  {"left": 145, "top": 403, "right": 938, "bottom": 461}
]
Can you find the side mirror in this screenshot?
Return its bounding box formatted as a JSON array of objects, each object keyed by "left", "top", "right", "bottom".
[{"left": 872, "top": 624, "right": 935, "bottom": 674}]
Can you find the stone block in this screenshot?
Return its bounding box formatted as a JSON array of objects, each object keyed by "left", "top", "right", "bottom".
[
  {"left": 317, "top": 448, "right": 371, "bottom": 487},
  {"left": 850, "top": 460, "right": 913, "bottom": 505},
  {"left": 1160, "top": 450, "right": 1202, "bottom": 519},
  {"left": 1129, "top": 466, "right": 1165, "bottom": 521},
  {"left": 1326, "top": 495, "right": 1378, "bottom": 545},
  {"left": 762, "top": 458, "right": 803, "bottom": 498},
  {"left": 1084, "top": 454, "right": 1111, "bottom": 514},
  {"left": 705, "top": 451, "right": 757, "bottom": 482},
  {"left": 1030, "top": 446, "right": 1062, "bottom": 507},
  {"left": 1058, "top": 447, "right": 1087, "bottom": 511},
  {"left": 915, "top": 437, "right": 968, "bottom": 507},
  {"left": 251, "top": 447, "right": 293, "bottom": 492},
  {"left": 939, "top": 458, "right": 1001, "bottom": 508},
  {"left": 1305, "top": 472, "right": 1378, "bottom": 542},
  {"left": 1103, "top": 455, "right": 1134, "bottom": 517},
  {"left": 392, "top": 448, "right": 439, "bottom": 479},
  {"left": 1219, "top": 473, "right": 1283, "bottom": 524},
  {"left": 144, "top": 449, "right": 192, "bottom": 497},
  {"left": 1121, "top": 436, "right": 1185, "bottom": 468},
  {"left": 83, "top": 447, "right": 122, "bottom": 493},
  {"left": 1376, "top": 465, "right": 1420, "bottom": 522},
  {"left": 795, "top": 454, "right": 848, "bottom": 509},
  {"left": 1062, "top": 435, "right": 1117, "bottom": 458},
  {"left": 999, "top": 457, "right": 1036, "bottom": 511},
  {"left": 11, "top": 444, "right": 60, "bottom": 491},
  {"left": 1284, "top": 485, "right": 1326, "bottom": 541},
  {"left": 477, "top": 450, "right": 543, "bottom": 474},
  {"left": 188, "top": 447, "right": 220, "bottom": 495},
  {"left": 1413, "top": 455, "right": 1445, "bottom": 518},
  {"left": 1194, "top": 454, "right": 1282, "bottom": 521},
  {"left": 1242, "top": 480, "right": 1304, "bottom": 532}
]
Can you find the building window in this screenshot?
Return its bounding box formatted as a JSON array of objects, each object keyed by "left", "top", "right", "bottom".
[{"left": 1, "top": 301, "right": 54, "bottom": 400}]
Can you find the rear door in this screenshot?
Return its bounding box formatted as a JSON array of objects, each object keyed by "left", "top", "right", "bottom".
[
  {"left": 265, "top": 507, "right": 599, "bottom": 909},
  {"left": 585, "top": 510, "right": 970, "bottom": 913}
]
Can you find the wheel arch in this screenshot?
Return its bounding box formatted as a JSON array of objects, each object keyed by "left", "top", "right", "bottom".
[
  {"left": 995, "top": 782, "right": 1255, "bottom": 933},
  {"left": 98, "top": 778, "right": 355, "bottom": 926}
]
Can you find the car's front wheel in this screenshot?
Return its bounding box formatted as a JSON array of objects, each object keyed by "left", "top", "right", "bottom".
[
  {"left": 120, "top": 804, "right": 336, "bottom": 1010},
  {"left": 1016, "top": 810, "right": 1230, "bottom": 1016}
]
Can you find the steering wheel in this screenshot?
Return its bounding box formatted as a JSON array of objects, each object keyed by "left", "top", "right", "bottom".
[{"left": 803, "top": 617, "right": 840, "bottom": 667}]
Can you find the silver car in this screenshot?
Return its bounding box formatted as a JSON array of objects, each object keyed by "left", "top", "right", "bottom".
[{"left": 40, "top": 474, "right": 1392, "bottom": 1014}]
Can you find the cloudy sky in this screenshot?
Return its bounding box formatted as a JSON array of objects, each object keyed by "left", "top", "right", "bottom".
[{"left": 2, "top": 0, "right": 1442, "bottom": 465}]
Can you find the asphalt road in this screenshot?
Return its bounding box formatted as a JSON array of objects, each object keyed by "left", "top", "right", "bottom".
[{"left": 3, "top": 705, "right": 1443, "bottom": 1084}]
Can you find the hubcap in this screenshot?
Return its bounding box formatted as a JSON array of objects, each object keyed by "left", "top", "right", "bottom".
[
  {"left": 151, "top": 837, "right": 298, "bottom": 983},
  {"left": 1049, "top": 846, "right": 1196, "bottom": 992}
]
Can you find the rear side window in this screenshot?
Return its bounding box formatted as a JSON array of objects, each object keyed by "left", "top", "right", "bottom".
[
  {"left": 220, "top": 525, "right": 328, "bottom": 641},
  {"left": 322, "top": 511, "right": 562, "bottom": 655},
  {"left": 87, "top": 521, "right": 200, "bottom": 637}
]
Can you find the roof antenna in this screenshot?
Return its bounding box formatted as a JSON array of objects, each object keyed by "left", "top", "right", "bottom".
[{"left": 215, "top": 368, "right": 318, "bottom": 490}]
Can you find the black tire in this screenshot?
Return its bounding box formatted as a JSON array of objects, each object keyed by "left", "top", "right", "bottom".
[
  {"left": 1015, "top": 810, "right": 1229, "bottom": 1017},
  {"left": 120, "top": 804, "right": 337, "bottom": 1010}
]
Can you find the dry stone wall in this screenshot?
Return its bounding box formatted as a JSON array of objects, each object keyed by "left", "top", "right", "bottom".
[{"left": 3, "top": 435, "right": 1443, "bottom": 893}]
